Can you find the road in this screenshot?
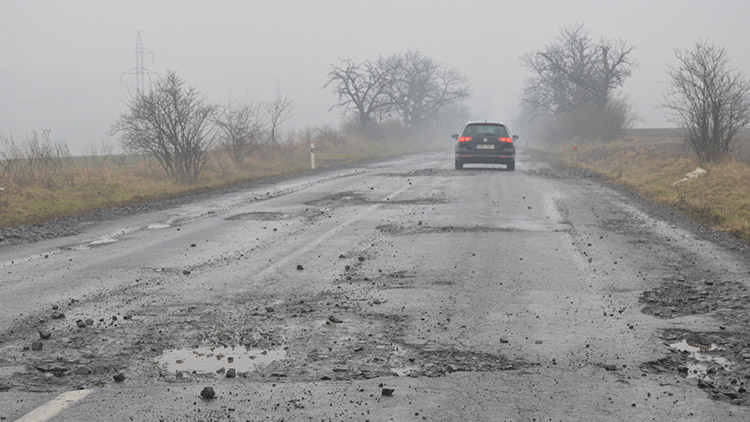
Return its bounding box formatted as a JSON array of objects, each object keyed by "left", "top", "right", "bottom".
[{"left": 1, "top": 149, "right": 749, "bottom": 421}]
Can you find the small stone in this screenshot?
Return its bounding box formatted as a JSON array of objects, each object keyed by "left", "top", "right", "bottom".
[
  {"left": 265, "top": 306, "right": 276, "bottom": 313},
  {"left": 338, "top": 254, "right": 346, "bottom": 259},
  {"left": 605, "top": 364, "right": 617, "bottom": 371},
  {"left": 76, "top": 320, "right": 87, "bottom": 328},
  {"left": 113, "top": 373, "right": 126, "bottom": 382},
  {"left": 85, "top": 318, "right": 94, "bottom": 326},
  {"left": 446, "top": 364, "right": 458, "bottom": 373},
  {"left": 358, "top": 256, "right": 365, "bottom": 262},
  {"left": 200, "top": 386, "right": 216, "bottom": 399},
  {"left": 183, "top": 269, "right": 191, "bottom": 275},
  {"left": 499, "top": 338, "right": 509, "bottom": 344},
  {"left": 73, "top": 366, "right": 92, "bottom": 375},
  {"left": 320, "top": 376, "right": 331, "bottom": 381},
  {"left": 31, "top": 341, "right": 43, "bottom": 351},
  {"left": 51, "top": 312, "right": 65, "bottom": 320},
  {"left": 52, "top": 305, "right": 59, "bottom": 310},
  {"left": 534, "top": 340, "right": 543, "bottom": 344},
  {"left": 38, "top": 330, "right": 51, "bottom": 340},
  {"left": 190, "top": 243, "right": 196, "bottom": 247},
  {"left": 381, "top": 388, "right": 395, "bottom": 396},
  {"left": 123, "top": 315, "right": 132, "bottom": 320},
  {"left": 296, "top": 264, "right": 304, "bottom": 271},
  {"left": 328, "top": 315, "right": 343, "bottom": 324},
  {"left": 226, "top": 368, "right": 236, "bottom": 378}
]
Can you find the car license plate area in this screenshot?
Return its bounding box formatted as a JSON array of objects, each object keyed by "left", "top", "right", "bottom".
[{"left": 476, "top": 144, "right": 494, "bottom": 150}]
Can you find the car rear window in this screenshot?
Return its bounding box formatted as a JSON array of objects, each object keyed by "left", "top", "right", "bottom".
[{"left": 462, "top": 124, "right": 508, "bottom": 138}]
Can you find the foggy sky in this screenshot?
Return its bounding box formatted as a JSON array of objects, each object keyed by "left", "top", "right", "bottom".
[{"left": 2, "top": 0, "right": 750, "bottom": 153}]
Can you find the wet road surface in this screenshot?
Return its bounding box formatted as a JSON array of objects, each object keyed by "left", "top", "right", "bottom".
[{"left": 1, "top": 150, "right": 750, "bottom": 421}]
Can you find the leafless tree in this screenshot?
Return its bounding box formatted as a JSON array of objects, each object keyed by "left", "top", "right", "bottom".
[
  {"left": 521, "top": 24, "right": 636, "bottom": 140},
  {"left": 325, "top": 59, "right": 393, "bottom": 133},
  {"left": 0, "top": 130, "right": 70, "bottom": 188},
  {"left": 263, "top": 91, "right": 293, "bottom": 147},
  {"left": 216, "top": 101, "right": 264, "bottom": 165},
  {"left": 662, "top": 41, "right": 750, "bottom": 163},
  {"left": 383, "top": 51, "right": 470, "bottom": 130},
  {"left": 111, "top": 71, "right": 216, "bottom": 184}
]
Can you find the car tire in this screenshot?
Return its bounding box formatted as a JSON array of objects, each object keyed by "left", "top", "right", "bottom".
[
  {"left": 507, "top": 160, "right": 515, "bottom": 171},
  {"left": 455, "top": 160, "right": 463, "bottom": 170}
]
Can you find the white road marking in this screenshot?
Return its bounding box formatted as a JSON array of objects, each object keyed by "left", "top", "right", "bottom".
[
  {"left": 251, "top": 182, "right": 412, "bottom": 283},
  {"left": 16, "top": 389, "right": 93, "bottom": 422}
]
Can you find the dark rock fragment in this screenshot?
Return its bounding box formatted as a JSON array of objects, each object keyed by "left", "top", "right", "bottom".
[
  {"left": 51, "top": 312, "right": 65, "bottom": 320},
  {"left": 200, "top": 386, "right": 216, "bottom": 399},
  {"left": 182, "top": 269, "right": 191, "bottom": 275},
  {"left": 358, "top": 256, "right": 365, "bottom": 262},
  {"left": 85, "top": 318, "right": 94, "bottom": 326},
  {"left": 296, "top": 264, "right": 304, "bottom": 270},
  {"left": 381, "top": 388, "right": 395, "bottom": 396},
  {"left": 38, "top": 330, "right": 52, "bottom": 340},
  {"left": 605, "top": 364, "right": 617, "bottom": 371},
  {"left": 76, "top": 320, "right": 87, "bottom": 328},
  {"left": 328, "top": 315, "right": 343, "bottom": 324},
  {"left": 226, "top": 368, "right": 236, "bottom": 378},
  {"left": 113, "top": 373, "right": 126, "bottom": 382},
  {"left": 31, "top": 341, "right": 43, "bottom": 351},
  {"left": 265, "top": 306, "right": 276, "bottom": 313}
]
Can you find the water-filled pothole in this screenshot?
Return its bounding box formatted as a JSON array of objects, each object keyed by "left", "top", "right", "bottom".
[
  {"left": 670, "top": 339, "right": 731, "bottom": 379},
  {"left": 158, "top": 346, "right": 286, "bottom": 374},
  {"left": 147, "top": 223, "right": 171, "bottom": 230}
]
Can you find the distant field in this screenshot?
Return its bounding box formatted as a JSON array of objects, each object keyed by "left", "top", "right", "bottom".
[
  {"left": 556, "top": 128, "right": 750, "bottom": 240},
  {"left": 626, "top": 128, "right": 750, "bottom": 162}
]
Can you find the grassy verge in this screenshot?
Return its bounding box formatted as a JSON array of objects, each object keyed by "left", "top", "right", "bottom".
[
  {"left": 0, "top": 137, "right": 445, "bottom": 227},
  {"left": 552, "top": 130, "right": 750, "bottom": 240}
]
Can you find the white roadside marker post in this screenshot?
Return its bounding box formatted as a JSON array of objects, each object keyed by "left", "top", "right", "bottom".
[{"left": 311, "top": 143, "right": 315, "bottom": 170}]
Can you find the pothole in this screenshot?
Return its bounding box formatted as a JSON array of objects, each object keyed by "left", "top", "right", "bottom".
[
  {"left": 226, "top": 212, "right": 291, "bottom": 221},
  {"left": 670, "top": 339, "right": 731, "bottom": 379},
  {"left": 147, "top": 223, "right": 171, "bottom": 229},
  {"left": 157, "top": 346, "right": 287, "bottom": 374}
]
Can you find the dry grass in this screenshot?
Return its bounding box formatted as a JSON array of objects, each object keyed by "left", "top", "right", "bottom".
[
  {"left": 0, "top": 136, "right": 441, "bottom": 227},
  {"left": 554, "top": 129, "right": 750, "bottom": 240}
]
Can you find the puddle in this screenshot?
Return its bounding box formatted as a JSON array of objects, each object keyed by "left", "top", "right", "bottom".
[
  {"left": 69, "top": 238, "right": 119, "bottom": 250},
  {"left": 158, "top": 346, "right": 286, "bottom": 374},
  {"left": 670, "top": 340, "right": 731, "bottom": 379},
  {"left": 89, "top": 238, "right": 118, "bottom": 245},
  {"left": 392, "top": 366, "right": 419, "bottom": 376},
  {"left": 147, "top": 223, "right": 172, "bottom": 230}
]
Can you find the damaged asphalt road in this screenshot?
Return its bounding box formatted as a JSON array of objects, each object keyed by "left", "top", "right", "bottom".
[{"left": 1, "top": 150, "right": 750, "bottom": 421}]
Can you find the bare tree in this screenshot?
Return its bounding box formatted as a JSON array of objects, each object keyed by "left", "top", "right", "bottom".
[
  {"left": 383, "top": 51, "right": 470, "bottom": 130},
  {"left": 111, "top": 71, "right": 216, "bottom": 184},
  {"left": 662, "top": 41, "right": 750, "bottom": 163},
  {"left": 0, "top": 130, "right": 70, "bottom": 188},
  {"left": 263, "top": 91, "right": 293, "bottom": 147},
  {"left": 216, "top": 101, "right": 263, "bottom": 165},
  {"left": 521, "top": 24, "right": 636, "bottom": 140},
  {"left": 325, "top": 59, "right": 392, "bottom": 133}
]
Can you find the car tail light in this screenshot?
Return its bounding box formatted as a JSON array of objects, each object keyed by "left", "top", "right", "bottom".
[
  {"left": 499, "top": 137, "right": 514, "bottom": 143},
  {"left": 458, "top": 136, "right": 472, "bottom": 142}
]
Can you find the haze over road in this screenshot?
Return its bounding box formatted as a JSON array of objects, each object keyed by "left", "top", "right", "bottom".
[{"left": 1, "top": 150, "right": 749, "bottom": 421}]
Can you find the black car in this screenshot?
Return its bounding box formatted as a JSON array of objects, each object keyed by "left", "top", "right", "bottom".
[{"left": 452, "top": 122, "right": 518, "bottom": 170}]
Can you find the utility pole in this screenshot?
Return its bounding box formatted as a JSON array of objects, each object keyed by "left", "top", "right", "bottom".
[{"left": 122, "top": 31, "right": 157, "bottom": 96}]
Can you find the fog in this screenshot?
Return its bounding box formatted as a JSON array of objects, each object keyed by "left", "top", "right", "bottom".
[{"left": 2, "top": 0, "right": 750, "bottom": 152}]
